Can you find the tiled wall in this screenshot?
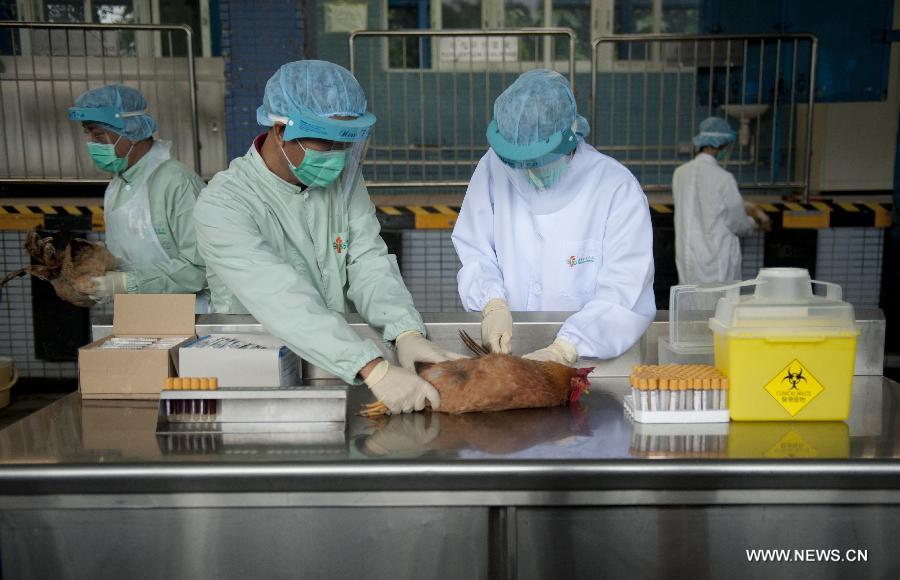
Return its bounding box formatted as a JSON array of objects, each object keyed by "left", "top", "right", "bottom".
[
  {"left": 816, "top": 228, "right": 884, "bottom": 309},
  {"left": 400, "top": 231, "right": 464, "bottom": 313},
  {"left": 741, "top": 232, "right": 765, "bottom": 281}
]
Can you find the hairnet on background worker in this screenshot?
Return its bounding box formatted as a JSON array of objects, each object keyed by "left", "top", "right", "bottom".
[
  {"left": 452, "top": 69, "right": 656, "bottom": 365},
  {"left": 692, "top": 116, "right": 737, "bottom": 151},
  {"left": 673, "top": 116, "right": 770, "bottom": 285},
  {"left": 67, "top": 84, "right": 208, "bottom": 310},
  {"left": 193, "top": 60, "right": 463, "bottom": 414}
]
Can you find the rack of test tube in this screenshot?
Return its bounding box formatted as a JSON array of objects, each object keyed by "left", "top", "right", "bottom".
[
  {"left": 624, "top": 365, "right": 730, "bottom": 424},
  {"left": 156, "top": 378, "right": 348, "bottom": 434},
  {"left": 160, "top": 377, "right": 220, "bottom": 423}
]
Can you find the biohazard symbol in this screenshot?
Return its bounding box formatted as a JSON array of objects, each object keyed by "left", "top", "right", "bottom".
[
  {"left": 764, "top": 359, "right": 823, "bottom": 416},
  {"left": 781, "top": 366, "right": 807, "bottom": 390}
]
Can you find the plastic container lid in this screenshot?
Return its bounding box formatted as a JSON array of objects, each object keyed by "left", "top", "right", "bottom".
[
  {"left": 709, "top": 268, "right": 859, "bottom": 337},
  {"left": 669, "top": 284, "right": 729, "bottom": 349}
]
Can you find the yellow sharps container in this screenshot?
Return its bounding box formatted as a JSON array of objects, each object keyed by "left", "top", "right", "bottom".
[{"left": 709, "top": 268, "right": 859, "bottom": 421}]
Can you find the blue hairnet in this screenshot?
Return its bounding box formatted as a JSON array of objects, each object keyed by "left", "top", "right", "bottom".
[
  {"left": 692, "top": 116, "right": 736, "bottom": 148},
  {"left": 72, "top": 84, "right": 157, "bottom": 141},
  {"left": 257, "top": 60, "right": 368, "bottom": 127},
  {"left": 493, "top": 69, "right": 590, "bottom": 149}
]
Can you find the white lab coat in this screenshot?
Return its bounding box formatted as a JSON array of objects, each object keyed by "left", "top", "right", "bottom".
[
  {"left": 452, "top": 140, "right": 656, "bottom": 360},
  {"left": 673, "top": 153, "right": 757, "bottom": 285}
]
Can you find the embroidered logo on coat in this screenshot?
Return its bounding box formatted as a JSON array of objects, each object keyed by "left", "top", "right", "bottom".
[
  {"left": 567, "top": 255, "right": 596, "bottom": 268},
  {"left": 333, "top": 236, "right": 348, "bottom": 254}
]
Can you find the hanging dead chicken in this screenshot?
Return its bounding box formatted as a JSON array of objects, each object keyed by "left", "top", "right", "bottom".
[
  {"left": 361, "top": 331, "right": 593, "bottom": 416},
  {"left": 0, "top": 231, "right": 117, "bottom": 307}
]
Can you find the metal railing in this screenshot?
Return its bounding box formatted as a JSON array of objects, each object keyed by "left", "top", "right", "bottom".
[
  {"left": 0, "top": 22, "right": 200, "bottom": 183},
  {"left": 590, "top": 34, "right": 817, "bottom": 200},
  {"left": 349, "top": 28, "right": 576, "bottom": 191}
]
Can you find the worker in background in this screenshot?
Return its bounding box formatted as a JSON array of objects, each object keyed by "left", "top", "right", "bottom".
[
  {"left": 673, "top": 116, "right": 771, "bottom": 285},
  {"left": 193, "top": 60, "right": 462, "bottom": 414},
  {"left": 67, "top": 84, "right": 208, "bottom": 310},
  {"left": 452, "top": 69, "right": 656, "bottom": 365}
]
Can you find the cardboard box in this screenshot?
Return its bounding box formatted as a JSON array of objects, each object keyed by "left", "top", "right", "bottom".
[
  {"left": 79, "top": 294, "right": 196, "bottom": 400},
  {"left": 178, "top": 334, "right": 300, "bottom": 387}
]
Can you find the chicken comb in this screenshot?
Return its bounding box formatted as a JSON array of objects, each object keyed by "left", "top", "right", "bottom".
[
  {"left": 458, "top": 330, "right": 490, "bottom": 357},
  {"left": 568, "top": 367, "right": 594, "bottom": 404}
]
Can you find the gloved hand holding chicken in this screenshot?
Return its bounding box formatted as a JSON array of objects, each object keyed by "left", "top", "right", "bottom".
[
  {"left": 363, "top": 360, "right": 442, "bottom": 414},
  {"left": 395, "top": 330, "right": 467, "bottom": 370},
  {"left": 481, "top": 298, "right": 513, "bottom": 354},
  {"left": 522, "top": 337, "right": 578, "bottom": 366},
  {"left": 75, "top": 271, "right": 129, "bottom": 304},
  {"left": 362, "top": 331, "right": 592, "bottom": 417}
]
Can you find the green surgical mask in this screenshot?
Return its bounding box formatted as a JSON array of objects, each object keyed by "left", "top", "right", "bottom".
[
  {"left": 86, "top": 135, "right": 131, "bottom": 174},
  {"left": 281, "top": 140, "right": 348, "bottom": 188}
]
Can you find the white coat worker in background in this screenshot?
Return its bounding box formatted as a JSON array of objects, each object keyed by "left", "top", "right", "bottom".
[
  {"left": 193, "top": 60, "right": 463, "bottom": 414},
  {"left": 67, "top": 84, "right": 208, "bottom": 310},
  {"left": 673, "top": 116, "right": 772, "bottom": 285},
  {"left": 452, "top": 69, "right": 657, "bottom": 365}
]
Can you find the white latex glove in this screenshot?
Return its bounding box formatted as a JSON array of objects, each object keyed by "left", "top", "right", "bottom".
[
  {"left": 364, "top": 360, "right": 442, "bottom": 414},
  {"left": 395, "top": 330, "right": 467, "bottom": 371},
  {"left": 86, "top": 271, "right": 128, "bottom": 304},
  {"left": 522, "top": 337, "right": 578, "bottom": 366},
  {"left": 363, "top": 413, "right": 442, "bottom": 456},
  {"left": 481, "top": 298, "right": 513, "bottom": 353}
]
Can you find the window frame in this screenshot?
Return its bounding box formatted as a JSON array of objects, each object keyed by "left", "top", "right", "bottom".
[
  {"left": 17, "top": 0, "right": 213, "bottom": 57},
  {"left": 382, "top": 0, "right": 599, "bottom": 73},
  {"left": 379, "top": 0, "right": 697, "bottom": 73}
]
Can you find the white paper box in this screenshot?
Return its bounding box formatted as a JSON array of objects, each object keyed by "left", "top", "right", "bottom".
[{"left": 179, "top": 334, "right": 300, "bottom": 387}]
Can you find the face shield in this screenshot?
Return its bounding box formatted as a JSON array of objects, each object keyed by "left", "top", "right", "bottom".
[
  {"left": 487, "top": 117, "right": 579, "bottom": 198},
  {"left": 500, "top": 154, "right": 580, "bottom": 215},
  {"left": 269, "top": 108, "right": 375, "bottom": 204},
  {"left": 499, "top": 152, "right": 574, "bottom": 193}
]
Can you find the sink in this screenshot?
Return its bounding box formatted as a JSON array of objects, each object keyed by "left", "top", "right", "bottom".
[{"left": 721, "top": 105, "right": 770, "bottom": 146}]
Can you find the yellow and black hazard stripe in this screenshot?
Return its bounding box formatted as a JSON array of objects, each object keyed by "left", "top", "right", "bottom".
[
  {"left": 759, "top": 200, "right": 892, "bottom": 229},
  {"left": 0, "top": 201, "right": 893, "bottom": 231},
  {"left": 376, "top": 205, "right": 461, "bottom": 230},
  {"left": 0, "top": 205, "right": 103, "bottom": 231},
  {"left": 646, "top": 200, "right": 893, "bottom": 230}
]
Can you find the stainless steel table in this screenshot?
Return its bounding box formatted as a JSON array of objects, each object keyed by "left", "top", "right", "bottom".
[{"left": 0, "top": 376, "right": 897, "bottom": 579}]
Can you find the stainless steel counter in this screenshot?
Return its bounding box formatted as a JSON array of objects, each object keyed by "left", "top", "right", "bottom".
[
  {"left": 0, "top": 376, "right": 896, "bottom": 495},
  {"left": 12, "top": 309, "right": 899, "bottom": 579},
  {"left": 0, "top": 378, "right": 897, "bottom": 579}
]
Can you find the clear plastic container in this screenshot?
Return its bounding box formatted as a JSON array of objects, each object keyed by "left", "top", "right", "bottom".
[
  {"left": 661, "top": 284, "right": 727, "bottom": 365},
  {"left": 658, "top": 337, "right": 715, "bottom": 366},
  {"left": 709, "top": 268, "right": 859, "bottom": 421}
]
